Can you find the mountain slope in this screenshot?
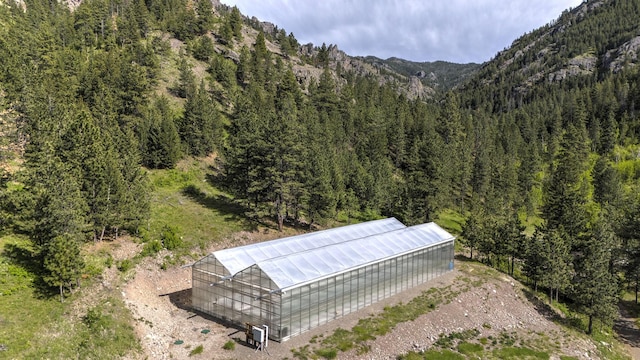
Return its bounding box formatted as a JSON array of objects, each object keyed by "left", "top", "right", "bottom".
[
  {"left": 362, "top": 56, "right": 481, "bottom": 91},
  {"left": 461, "top": 0, "right": 640, "bottom": 110}
]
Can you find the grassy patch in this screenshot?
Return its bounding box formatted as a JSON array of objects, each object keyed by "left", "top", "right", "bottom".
[
  {"left": 222, "top": 340, "right": 235, "bottom": 350},
  {"left": 0, "top": 235, "right": 140, "bottom": 359},
  {"left": 146, "top": 158, "right": 247, "bottom": 255},
  {"left": 412, "top": 349, "right": 466, "bottom": 360},
  {"left": 492, "top": 347, "right": 549, "bottom": 359},
  {"left": 314, "top": 347, "right": 338, "bottom": 359},
  {"left": 457, "top": 341, "right": 483, "bottom": 355},
  {"left": 75, "top": 298, "right": 140, "bottom": 359},
  {"left": 0, "top": 235, "right": 64, "bottom": 358},
  {"left": 435, "top": 209, "right": 464, "bottom": 235}
]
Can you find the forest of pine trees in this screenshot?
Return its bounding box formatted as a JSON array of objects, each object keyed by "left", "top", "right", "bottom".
[{"left": 0, "top": 0, "right": 639, "bottom": 335}]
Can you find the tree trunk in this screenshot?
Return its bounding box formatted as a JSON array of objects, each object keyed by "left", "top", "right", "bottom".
[
  {"left": 275, "top": 194, "right": 284, "bottom": 232},
  {"left": 99, "top": 226, "right": 106, "bottom": 242},
  {"left": 59, "top": 284, "right": 64, "bottom": 303},
  {"left": 277, "top": 213, "right": 284, "bottom": 232},
  {"left": 587, "top": 315, "right": 593, "bottom": 334},
  {"left": 510, "top": 256, "right": 514, "bottom": 276}
]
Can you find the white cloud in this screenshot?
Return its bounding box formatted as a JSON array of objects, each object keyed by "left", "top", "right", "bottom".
[{"left": 221, "top": 0, "right": 583, "bottom": 63}]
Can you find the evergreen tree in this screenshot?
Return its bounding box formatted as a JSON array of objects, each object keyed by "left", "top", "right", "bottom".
[
  {"left": 437, "top": 92, "right": 472, "bottom": 211},
  {"left": 195, "top": 0, "right": 215, "bottom": 34},
  {"left": 620, "top": 197, "right": 640, "bottom": 303},
  {"left": 571, "top": 214, "right": 619, "bottom": 334},
  {"left": 29, "top": 154, "right": 90, "bottom": 248},
  {"left": 593, "top": 156, "right": 622, "bottom": 207},
  {"left": 495, "top": 213, "right": 526, "bottom": 276},
  {"left": 542, "top": 122, "right": 590, "bottom": 241},
  {"left": 460, "top": 210, "right": 483, "bottom": 260},
  {"left": 175, "top": 53, "right": 196, "bottom": 98},
  {"left": 140, "top": 96, "right": 181, "bottom": 169},
  {"left": 43, "top": 234, "right": 84, "bottom": 302},
  {"left": 229, "top": 6, "right": 243, "bottom": 40},
  {"left": 539, "top": 225, "right": 573, "bottom": 302},
  {"left": 523, "top": 228, "right": 546, "bottom": 292},
  {"left": 180, "top": 80, "right": 220, "bottom": 157}
]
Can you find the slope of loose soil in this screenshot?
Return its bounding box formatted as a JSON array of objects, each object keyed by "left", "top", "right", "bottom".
[{"left": 119, "top": 251, "right": 623, "bottom": 360}]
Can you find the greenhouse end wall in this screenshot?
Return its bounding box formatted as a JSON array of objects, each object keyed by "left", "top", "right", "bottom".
[{"left": 192, "top": 240, "right": 454, "bottom": 342}]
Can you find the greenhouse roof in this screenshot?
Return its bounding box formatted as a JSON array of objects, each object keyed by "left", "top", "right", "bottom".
[
  {"left": 254, "top": 222, "right": 455, "bottom": 291},
  {"left": 211, "top": 218, "right": 406, "bottom": 276}
]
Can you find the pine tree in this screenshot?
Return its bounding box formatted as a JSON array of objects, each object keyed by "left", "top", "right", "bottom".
[
  {"left": 140, "top": 96, "right": 181, "bottom": 169},
  {"left": 180, "top": 80, "right": 220, "bottom": 156},
  {"left": 43, "top": 234, "right": 84, "bottom": 302},
  {"left": 461, "top": 210, "right": 483, "bottom": 260},
  {"left": 542, "top": 122, "right": 590, "bottom": 241},
  {"left": 593, "top": 156, "right": 622, "bottom": 207},
  {"left": 505, "top": 213, "right": 526, "bottom": 276},
  {"left": 523, "top": 228, "right": 546, "bottom": 292},
  {"left": 571, "top": 214, "right": 619, "bottom": 334},
  {"left": 175, "top": 53, "right": 196, "bottom": 98},
  {"left": 29, "top": 154, "right": 90, "bottom": 249},
  {"left": 620, "top": 197, "right": 640, "bottom": 303},
  {"left": 539, "top": 225, "right": 573, "bottom": 302},
  {"left": 229, "top": 6, "right": 243, "bottom": 40},
  {"left": 195, "top": 0, "right": 214, "bottom": 34}
]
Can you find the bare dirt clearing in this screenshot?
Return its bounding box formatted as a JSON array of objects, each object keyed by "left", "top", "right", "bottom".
[{"left": 118, "top": 250, "right": 612, "bottom": 360}]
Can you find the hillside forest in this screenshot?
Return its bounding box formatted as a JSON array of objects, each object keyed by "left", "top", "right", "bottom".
[{"left": 1, "top": 0, "right": 640, "bottom": 355}]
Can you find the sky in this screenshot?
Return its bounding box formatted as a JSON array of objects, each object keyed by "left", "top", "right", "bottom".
[{"left": 220, "top": 0, "right": 584, "bottom": 64}]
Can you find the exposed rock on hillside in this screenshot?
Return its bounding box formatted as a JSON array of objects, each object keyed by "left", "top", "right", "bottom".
[
  {"left": 604, "top": 35, "right": 640, "bottom": 73},
  {"left": 548, "top": 54, "right": 598, "bottom": 82}
]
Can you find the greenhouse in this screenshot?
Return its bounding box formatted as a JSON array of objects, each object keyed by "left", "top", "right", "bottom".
[{"left": 191, "top": 218, "right": 455, "bottom": 342}]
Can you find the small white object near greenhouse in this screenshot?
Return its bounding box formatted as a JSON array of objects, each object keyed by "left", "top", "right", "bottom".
[{"left": 191, "top": 218, "right": 455, "bottom": 342}]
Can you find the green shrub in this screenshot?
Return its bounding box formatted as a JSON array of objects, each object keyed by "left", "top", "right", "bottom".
[
  {"left": 105, "top": 254, "right": 113, "bottom": 268},
  {"left": 117, "top": 259, "right": 133, "bottom": 272},
  {"left": 161, "top": 225, "right": 183, "bottom": 250},
  {"left": 140, "top": 240, "right": 162, "bottom": 257},
  {"left": 83, "top": 308, "right": 108, "bottom": 330},
  {"left": 222, "top": 340, "right": 235, "bottom": 350},
  {"left": 189, "top": 344, "right": 204, "bottom": 356}
]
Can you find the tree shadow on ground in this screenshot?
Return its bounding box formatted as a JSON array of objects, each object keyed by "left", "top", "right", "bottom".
[
  {"left": 522, "top": 288, "right": 584, "bottom": 331},
  {"left": 184, "top": 181, "right": 316, "bottom": 234},
  {"left": 181, "top": 184, "right": 257, "bottom": 231},
  {"left": 1, "top": 242, "right": 58, "bottom": 299},
  {"left": 614, "top": 300, "right": 640, "bottom": 348}
]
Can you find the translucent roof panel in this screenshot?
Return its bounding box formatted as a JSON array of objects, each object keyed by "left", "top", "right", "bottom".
[
  {"left": 211, "top": 218, "right": 406, "bottom": 276},
  {"left": 255, "top": 222, "right": 455, "bottom": 291}
]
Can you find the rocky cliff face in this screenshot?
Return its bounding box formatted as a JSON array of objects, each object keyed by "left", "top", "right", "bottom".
[{"left": 477, "top": 0, "right": 639, "bottom": 92}]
